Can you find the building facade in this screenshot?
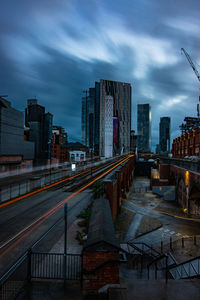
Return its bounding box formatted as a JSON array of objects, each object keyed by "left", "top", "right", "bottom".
[
  {"left": 172, "top": 126, "right": 200, "bottom": 158},
  {"left": 130, "top": 130, "right": 137, "bottom": 154},
  {"left": 159, "top": 117, "right": 170, "bottom": 153},
  {"left": 81, "top": 79, "right": 131, "bottom": 158},
  {"left": 25, "top": 99, "right": 53, "bottom": 164},
  {"left": 52, "top": 126, "right": 68, "bottom": 162},
  {"left": 0, "top": 97, "right": 34, "bottom": 174},
  {"left": 65, "top": 142, "right": 88, "bottom": 162},
  {"left": 137, "top": 104, "right": 151, "bottom": 152}
]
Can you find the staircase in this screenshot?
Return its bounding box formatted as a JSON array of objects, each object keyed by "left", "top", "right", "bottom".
[
  {"left": 121, "top": 241, "right": 200, "bottom": 281},
  {"left": 115, "top": 242, "right": 200, "bottom": 299}
]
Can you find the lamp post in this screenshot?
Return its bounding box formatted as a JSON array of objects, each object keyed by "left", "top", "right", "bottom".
[
  {"left": 90, "top": 148, "right": 93, "bottom": 176},
  {"left": 185, "top": 170, "right": 190, "bottom": 215},
  {"left": 48, "top": 140, "right": 52, "bottom": 183}
]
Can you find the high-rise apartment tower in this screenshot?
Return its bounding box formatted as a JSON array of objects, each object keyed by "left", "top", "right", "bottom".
[
  {"left": 159, "top": 117, "right": 170, "bottom": 153},
  {"left": 137, "top": 104, "right": 151, "bottom": 152},
  {"left": 81, "top": 79, "right": 131, "bottom": 157}
]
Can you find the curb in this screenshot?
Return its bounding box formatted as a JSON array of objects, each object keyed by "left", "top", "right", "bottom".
[{"left": 122, "top": 198, "right": 200, "bottom": 223}]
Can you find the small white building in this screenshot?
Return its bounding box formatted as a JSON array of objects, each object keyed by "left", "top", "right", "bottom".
[{"left": 69, "top": 150, "right": 86, "bottom": 162}]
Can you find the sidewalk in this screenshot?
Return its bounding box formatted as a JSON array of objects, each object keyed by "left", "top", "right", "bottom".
[{"left": 50, "top": 218, "right": 83, "bottom": 254}]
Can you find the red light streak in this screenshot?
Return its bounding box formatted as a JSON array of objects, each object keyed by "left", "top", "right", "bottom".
[{"left": 0, "top": 156, "right": 132, "bottom": 257}]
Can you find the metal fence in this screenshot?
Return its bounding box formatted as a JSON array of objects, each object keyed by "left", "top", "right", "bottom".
[
  {"left": 31, "top": 252, "right": 82, "bottom": 280},
  {"left": 0, "top": 251, "right": 82, "bottom": 300},
  {"left": 0, "top": 168, "right": 70, "bottom": 203},
  {"left": 0, "top": 251, "right": 30, "bottom": 300}
]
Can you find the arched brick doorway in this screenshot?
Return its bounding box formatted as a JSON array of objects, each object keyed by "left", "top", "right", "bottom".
[{"left": 189, "top": 184, "right": 200, "bottom": 216}]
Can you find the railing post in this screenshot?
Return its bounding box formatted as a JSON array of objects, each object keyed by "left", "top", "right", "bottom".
[
  {"left": 155, "top": 262, "right": 157, "bottom": 280},
  {"left": 165, "top": 256, "right": 168, "bottom": 284},
  {"left": 27, "top": 248, "right": 32, "bottom": 282},
  {"left": 182, "top": 237, "right": 184, "bottom": 248},
  {"left": 170, "top": 237, "right": 172, "bottom": 250},
  {"left": 64, "top": 203, "right": 68, "bottom": 282},
  {"left": 161, "top": 241, "right": 163, "bottom": 253}
]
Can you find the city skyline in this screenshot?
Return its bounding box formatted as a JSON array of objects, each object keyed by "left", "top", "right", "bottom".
[
  {"left": 0, "top": 0, "right": 200, "bottom": 150},
  {"left": 81, "top": 79, "right": 131, "bottom": 157}
]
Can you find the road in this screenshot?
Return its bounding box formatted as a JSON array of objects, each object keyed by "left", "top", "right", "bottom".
[
  {"left": 0, "top": 155, "right": 130, "bottom": 277},
  {"left": 122, "top": 177, "right": 200, "bottom": 248}
]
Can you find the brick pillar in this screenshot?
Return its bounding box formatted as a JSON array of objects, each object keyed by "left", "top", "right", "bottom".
[
  {"left": 82, "top": 251, "right": 120, "bottom": 291},
  {"left": 104, "top": 179, "right": 118, "bottom": 220},
  {"left": 116, "top": 170, "right": 122, "bottom": 208}
]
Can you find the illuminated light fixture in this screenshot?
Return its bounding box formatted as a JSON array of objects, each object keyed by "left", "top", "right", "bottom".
[
  {"left": 185, "top": 170, "right": 189, "bottom": 186},
  {"left": 71, "top": 163, "right": 76, "bottom": 171}
]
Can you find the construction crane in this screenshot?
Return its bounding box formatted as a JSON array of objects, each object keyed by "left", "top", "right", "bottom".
[{"left": 181, "top": 48, "right": 200, "bottom": 82}]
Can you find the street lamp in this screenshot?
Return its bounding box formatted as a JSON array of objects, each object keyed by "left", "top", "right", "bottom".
[
  {"left": 90, "top": 148, "right": 93, "bottom": 176},
  {"left": 48, "top": 140, "right": 52, "bottom": 183},
  {"left": 185, "top": 170, "right": 190, "bottom": 215}
]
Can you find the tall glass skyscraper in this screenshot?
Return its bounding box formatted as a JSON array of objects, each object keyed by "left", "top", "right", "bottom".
[
  {"left": 81, "top": 79, "right": 132, "bottom": 157},
  {"left": 137, "top": 104, "right": 151, "bottom": 152},
  {"left": 159, "top": 117, "right": 170, "bottom": 153}
]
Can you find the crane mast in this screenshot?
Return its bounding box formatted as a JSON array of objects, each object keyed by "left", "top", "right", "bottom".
[{"left": 181, "top": 48, "right": 200, "bottom": 82}]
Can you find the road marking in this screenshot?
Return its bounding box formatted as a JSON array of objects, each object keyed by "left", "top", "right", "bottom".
[{"left": 121, "top": 205, "right": 136, "bottom": 214}]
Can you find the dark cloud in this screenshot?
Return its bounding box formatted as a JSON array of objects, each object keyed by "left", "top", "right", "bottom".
[{"left": 0, "top": 0, "right": 200, "bottom": 150}]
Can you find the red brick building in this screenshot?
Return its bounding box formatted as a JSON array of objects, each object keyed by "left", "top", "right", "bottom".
[
  {"left": 172, "top": 127, "right": 200, "bottom": 158},
  {"left": 51, "top": 126, "right": 68, "bottom": 162}
]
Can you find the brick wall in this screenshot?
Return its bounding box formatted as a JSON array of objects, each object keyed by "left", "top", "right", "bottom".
[
  {"left": 83, "top": 252, "right": 120, "bottom": 290},
  {"left": 104, "top": 157, "right": 135, "bottom": 220}
]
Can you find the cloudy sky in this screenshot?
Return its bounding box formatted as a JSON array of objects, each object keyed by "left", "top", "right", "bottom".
[{"left": 0, "top": 0, "right": 200, "bottom": 150}]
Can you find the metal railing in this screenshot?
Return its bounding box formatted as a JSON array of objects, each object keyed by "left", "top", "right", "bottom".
[
  {"left": 0, "top": 250, "right": 30, "bottom": 300},
  {"left": 160, "top": 157, "right": 200, "bottom": 174},
  {"left": 169, "top": 255, "right": 200, "bottom": 279},
  {"left": 0, "top": 250, "right": 82, "bottom": 300},
  {"left": 31, "top": 252, "right": 82, "bottom": 280},
  {"left": 127, "top": 241, "right": 160, "bottom": 258},
  {"left": 147, "top": 252, "right": 177, "bottom": 283}
]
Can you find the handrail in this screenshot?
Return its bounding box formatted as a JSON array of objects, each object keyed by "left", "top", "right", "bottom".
[
  {"left": 169, "top": 256, "right": 200, "bottom": 279},
  {"left": 83, "top": 259, "right": 120, "bottom": 274},
  {"left": 0, "top": 250, "right": 29, "bottom": 285},
  {"left": 128, "top": 241, "right": 160, "bottom": 257},
  {"left": 127, "top": 242, "right": 157, "bottom": 258},
  {"left": 168, "top": 255, "right": 200, "bottom": 270},
  {"left": 147, "top": 253, "right": 167, "bottom": 268}
]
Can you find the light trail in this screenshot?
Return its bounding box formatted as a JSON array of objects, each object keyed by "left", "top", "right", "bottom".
[
  {"left": 0, "top": 157, "right": 119, "bottom": 210},
  {"left": 0, "top": 155, "right": 133, "bottom": 257},
  {"left": 0, "top": 169, "right": 91, "bottom": 209}
]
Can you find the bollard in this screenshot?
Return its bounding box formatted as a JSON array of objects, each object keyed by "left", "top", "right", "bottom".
[
  {"left": 194, "top": 236, "right": 197, "bottom": 246},
  {"left": 182, "top": 237, "right": 184, "bottom": 248},
  {"left": 155, "top": 262, "right": 157, "bottom": 280},
  {"left": 165, "top": 256, "right": 168, "bottom": 284},
  {"left": 170, "top": 237, "right": 172, "bottom": 250},
  {"left": 161, "top": 241, "right": 163, "bottom": 253}
]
